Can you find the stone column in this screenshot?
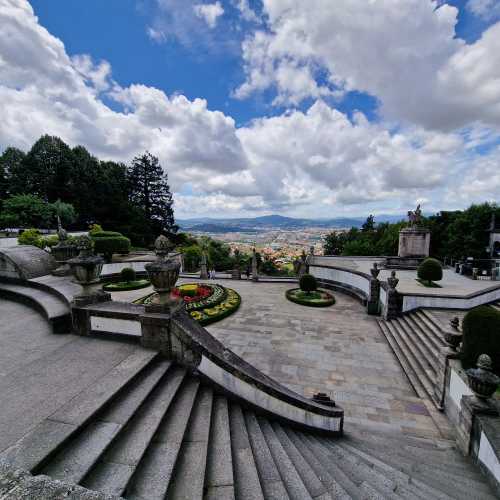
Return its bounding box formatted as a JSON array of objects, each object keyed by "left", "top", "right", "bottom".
[
  {"left": 367, "top": 263, "right": 381, "bottom": 315},
  {"left": 384, "top": 271, "right": 401, "bottom": 320}
]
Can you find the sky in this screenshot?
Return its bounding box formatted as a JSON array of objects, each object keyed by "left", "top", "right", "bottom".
[{"left": 1, "top": 0, "right": 500, "bottom": 219}]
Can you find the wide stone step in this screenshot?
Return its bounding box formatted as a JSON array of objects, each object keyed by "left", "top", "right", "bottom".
[
  {"left": 0, "top": 349, "right": 158, "bottom": 472},
  {"left": 335, "top": 440, "right": 452, "bottom": 500},
  {"left": 40, "top": 359, "right": 171, "bottom": 484},
  {"left": 411, "top": 313, "right": 447, "bottom": 350},
  {"left": 165, "top": 385, "right": 214, "bottom": 499},
  {"left": 383, "top": 320, "right": 436, "bottom": 402},
  {"left": 229, "top": 404, "right": 265, "bottom": 500},
  {"left": 259, "top": 417, "right": 314, "bottom": 500},
  {"left": 417, "top": 310, "right": 447, "bottom": 342},
  {"left": 0, "top": 282, "right": 70, "bottom": 333},
  {"left": 245, "top": 412, "right": 291, "bottom": 499},
  {"left": 394, "top": 317, "right": 437, "bottom": 378},
  {"left": 81, "top": 366, "right": 186, "bottom": 496},
  {"left": 126, "top": 378, "right": 200, "bottom": 500},
  {"left": 284, "top": 428, "right": 350, "bottom": 499},
  {"left": 299, "top": 433, "right": 365, "bottom": 499},
  {"left": 376, "top": 320, "right": 428, "bottom": 399},
  {"left": 205, "top": 396, "right": 235, "bottom": 500},
  {"left": 272, "top": 422, "right": 333, "bottom": 500},
  {"left": 400, "top": 315, "right": 440, "bottom": 367}
]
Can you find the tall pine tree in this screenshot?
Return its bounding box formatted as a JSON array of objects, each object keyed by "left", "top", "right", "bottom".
[{"left": 128, "top": 152, "right": 178, "bottom": 241}]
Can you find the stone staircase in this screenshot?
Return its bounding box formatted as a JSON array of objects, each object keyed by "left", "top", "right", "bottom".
[
  {"left": 377, "top": 310, "right": 447, "bottom": 407},
  {"left": 0, "top": 279, "right": 71, "bottom": 333},
  {"left": 1, "top": 351, "right": 495, "bottom": 499}
]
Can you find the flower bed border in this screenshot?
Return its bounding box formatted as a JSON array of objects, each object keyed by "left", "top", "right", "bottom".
[{"left": 286, "top": 288, "right": 335, "bottom": 307}]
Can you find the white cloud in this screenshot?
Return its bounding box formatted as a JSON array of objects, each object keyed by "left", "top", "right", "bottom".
[
  {"left": 467, "top": 0, "right": 500, "bottom": 20},
  {"left": 234, "top": 0, "right": 260, "bottom": 23},
  {"left": 193, "top": 1, "right": 224, "bottom": 29},
  {"left": 236, "top": 0, "right": 500, "bottom": 132},
  {"left": 1, "top": 0, "right": 499, "bottom": 218}
]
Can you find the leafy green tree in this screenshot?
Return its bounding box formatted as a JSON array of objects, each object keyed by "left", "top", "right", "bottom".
[
  {"left": 0, "top": 194, "right": 54, "bottom": 228},
  {"left": 12, "top": 135, "right": 73, "bottom": 201},
  {"left": 362, "top": 214, "right": 375, "bottom": 232},
  {"left": 180, "top": 244, "right": 202, "bottom": 272},
  {"left": 52, "top": 199, "right": 77, "bottom": 225},
  {"left": 128, "top": 152, "right": 178, "bottom": 240},
  {"left": 0, "top": 147, "right": 26, "bottom": 201}
]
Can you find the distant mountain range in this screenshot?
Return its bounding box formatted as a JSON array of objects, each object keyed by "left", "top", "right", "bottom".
[{"left": 177, "top": 214, "right": 407, "bottom": 232}]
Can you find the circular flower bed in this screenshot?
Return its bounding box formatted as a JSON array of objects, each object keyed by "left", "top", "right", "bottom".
[
  {"left": 286, "top": 288, "right": 335, "bottom": 307},
  {"left": 102, "top": 279, "right": 151, "bottom": 292},
  {"left": 135, "top": 283, "right": 241, "bottom": 326}
]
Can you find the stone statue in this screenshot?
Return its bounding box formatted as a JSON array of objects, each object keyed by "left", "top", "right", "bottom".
[
  {"left": 56, "top": 216, "right": 68, "bottom": 242},
  {"left": 387, "top": 270, "right": 399, "bottom": 290},
  {"left": 407, "top": 204, "right": 422, "bottom": 228}
]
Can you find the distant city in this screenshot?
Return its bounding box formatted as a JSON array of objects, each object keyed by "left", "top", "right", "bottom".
[{"left": 178, "top": 214, "right": 407, "bottom": 260}]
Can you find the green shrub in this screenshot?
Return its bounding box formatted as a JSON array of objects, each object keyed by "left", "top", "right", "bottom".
[
  {"left": 120, "top": 267, "right": 136, "bottom": 283},
  {"left": 92, "top": 235, "right": 131, "bottom": 261},
  {"left": 462, "top": 306, "right": 500, "bottom": 375},
  {"left": 417, "top": 258, "right": 443, "bottom": 285},
  {"left": 299, "top": 273, "right": 317, "bottom": 293},
  {"left": 18, "top": 228, "right": 43, "bottom": 248},
  {"left": 91, "top": 231, "right": 123, "bottom": 238},
  {"left": 89, "top": 223, "right": 103, "bottom": 235}
]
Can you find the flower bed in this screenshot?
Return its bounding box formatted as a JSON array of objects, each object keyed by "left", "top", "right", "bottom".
[
  {"left": 286, "top": 288, "right": 335, "bottom": 307},
  {"left": 134, "top": 283, "right": 240, "bottom": 325},
  {"left": 102, "top": 279, "right": 151, "bottom": 292}
]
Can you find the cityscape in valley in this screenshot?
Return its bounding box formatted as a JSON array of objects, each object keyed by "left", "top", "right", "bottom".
[{"left": 1, "top": 1, "right": 500, "bottom": 499}]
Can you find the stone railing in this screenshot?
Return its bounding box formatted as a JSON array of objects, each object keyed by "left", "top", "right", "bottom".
[
  {"left": 71, "top": 299, "right": 344, "bottom": 434},
  {"left": 435, "top": 349, "right": 500, "bottom": 495}
]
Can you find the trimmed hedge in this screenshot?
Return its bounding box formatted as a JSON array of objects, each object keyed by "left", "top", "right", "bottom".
[
  {"left": 461, "top": 306, "right": 500, "bottom": 375},
  {"left": 91, "top": 232, "right": 131, "bottom": 261},
  {"left": 102, "top": 279, "right": 151, "bottom": 292},
  {"left": 286, "top": 288, "right": 335, "bottom": 307},
  {"left": 417, "top": 258, "right": 443, "bottom": 284},
  {"left": 91, "top": 231, "right": 123, "bottom": 238},
  {"left": 300, "top": 273, "right": 318, "bottom": 293}
]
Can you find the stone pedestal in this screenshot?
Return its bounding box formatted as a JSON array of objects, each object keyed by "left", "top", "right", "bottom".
[
  {"left": 398, "top": 228, "right": 430, "bottom": 258},
  {"left": 434, "top": 347, "right": 459, "bottom": 410},
  {"left": 456, "top": 395, "right": 499, "bottom": 456},
  {"left": 367, "top": 277, "right": 380, "bottom": 315},
  {"left": 232, "top": 268, "right": 241, "bottom": 279}
]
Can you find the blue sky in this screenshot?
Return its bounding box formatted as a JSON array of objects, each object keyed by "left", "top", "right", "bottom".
[{"left": 1, "top": 0, "right": 500, "bottom": 218}]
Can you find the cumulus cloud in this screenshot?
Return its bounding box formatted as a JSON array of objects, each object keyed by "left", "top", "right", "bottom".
[
  {"left": 1, "top": 0, "right": 499, "bottom": 218},
  {"left": 193, "top": 1, "right": 224, "bottom": 28},
  {"left": 235, "top": 0, "right": 500, "bottom": 131},
  {"left": 467, "top": 0, "right": 500, "bottom": 20},
  {"left": 234, "top": 0, "right": 260, "bottom": 23}
]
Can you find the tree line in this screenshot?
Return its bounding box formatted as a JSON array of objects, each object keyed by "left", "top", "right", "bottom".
[
  {"left": 0, "top": 135, "right": 177, "bottom": 246},
  {"left": 323, "top": 203, "right": 500, "bottom": 261}
]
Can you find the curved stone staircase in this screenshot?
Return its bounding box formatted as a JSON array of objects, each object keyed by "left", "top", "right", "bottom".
[{"left": 1, "top": 351, "right": 495, "bottom": 499}]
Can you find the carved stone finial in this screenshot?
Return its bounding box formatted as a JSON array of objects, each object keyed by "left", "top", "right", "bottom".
[
  {"left": 450, "top": 316, "right": 460, "bottom": 331},
  {"left": 154, "top": 234, "right": 173, "bottom": 259},
  {"left": 477, "top": 354, "right": 493, "bottom": 371},
  {"left": 56, "top": 216, "right": 68, "bottom": 242}
]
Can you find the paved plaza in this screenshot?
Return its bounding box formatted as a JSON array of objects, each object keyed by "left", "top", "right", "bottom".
[{"left": 119, "top": 279, "right": 446, "bottom": 438}]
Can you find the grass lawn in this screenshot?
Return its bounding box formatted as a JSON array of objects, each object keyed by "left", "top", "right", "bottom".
[{"left": 416, "top": 279, "right": 442, "bottom": 288}]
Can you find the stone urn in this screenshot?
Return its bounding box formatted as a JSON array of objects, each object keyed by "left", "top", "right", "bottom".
[
  {"left": 443, "top": 330, "right": 462, "bottom": 351},
  {"left": 466, "top": 354, "right": 500, "bottom": 400},
  {"left": 51, "top": 219, "right": 79, "bottom": 276},
  {"left": 68, "top": 235, "right": 104, "bottom": 287},
  {"left": 145, "top": 235, "right": 181, "bottom": 309}
]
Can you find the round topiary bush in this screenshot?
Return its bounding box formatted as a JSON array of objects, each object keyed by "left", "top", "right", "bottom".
[
  {"left": 461, "top": 306, "right": 500, "bottom": 375},
  {"left": 299, "top": 273, "right": 318, "bottom": 293},
  {"left": 120, "top": 267, "right": 136, "bottom": 283},
  {"left": 417, "top": 258, "right": 443, "bottom": 285}
]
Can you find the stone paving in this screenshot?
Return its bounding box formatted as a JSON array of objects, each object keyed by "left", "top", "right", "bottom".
[
  {"left": 121, "top": 279, "right": 444, "bottom": 438},
  {"left": 0, "top": 300, "right": 145, "bottom": 454}
]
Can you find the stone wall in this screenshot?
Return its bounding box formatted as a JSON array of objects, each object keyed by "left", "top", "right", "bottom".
[{"left": 0, "top": 246, "right": 57, "bottom": 279}]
